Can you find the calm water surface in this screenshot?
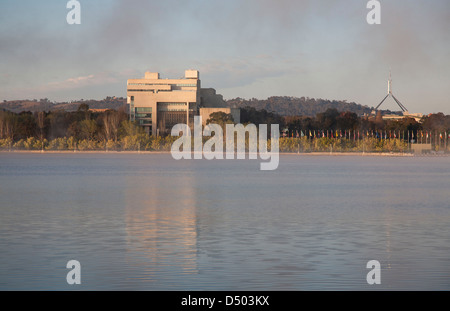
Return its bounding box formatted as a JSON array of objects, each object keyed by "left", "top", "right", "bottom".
[{"left": 0, "top": 152, "right": 449, "bottom": 290}]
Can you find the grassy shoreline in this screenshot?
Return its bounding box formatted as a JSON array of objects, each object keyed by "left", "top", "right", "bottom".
[
  {"left": 3, "top": 136, "right": 447, "bottom": 155},
  {"left": 0, "top": 149, "right": 424, "bottom": 157}
]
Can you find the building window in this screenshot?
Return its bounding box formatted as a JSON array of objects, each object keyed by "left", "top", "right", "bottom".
[
  {"left": 157, "top": 102, "right": 189, "bottom": 112},
  {"left": 135, "top": 107, "right": 152, "bottom": 113},
  {"left": 130, "top": 97, "right": 135, "bottom": 121},
  {"left": 175, "top": 83, "right": 197, "bottom": 87},
  {"left": 139, "top": 120, "right": 152, "bottom": 125},
  {"left": 135, "top": 113, "right": 152, "bottom": 118}
]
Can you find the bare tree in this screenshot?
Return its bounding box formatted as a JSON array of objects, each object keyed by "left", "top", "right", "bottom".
[
  {"left": 102, "top": 110, "right": 120, "bottom": 142},
  {"left": 6, "top": 114, "right": 16, "bottom": 140},
  {"left": 102, "top": 113, "right": 112, "bottom": 142},
  {"left": 0, "top": 111, "right": 18, "bottom": 148},
  {"left": 36, "top": 111, "right": 45, "bottom": 142},
  {"left": 0, "top": 111, "right": 5, "bottom": 139}
]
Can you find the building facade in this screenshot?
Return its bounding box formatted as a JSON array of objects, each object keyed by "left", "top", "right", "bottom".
[{"left": 127, "top": 70, "right": 239, "bottom": 136}]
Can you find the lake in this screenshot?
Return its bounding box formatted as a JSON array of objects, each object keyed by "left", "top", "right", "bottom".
[{"left": 0, "top": 152, "right": 449, "bottom": 290}]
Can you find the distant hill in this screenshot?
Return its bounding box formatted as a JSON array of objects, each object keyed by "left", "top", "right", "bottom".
[
  {"left": 0, "top": 97, "right": 127, "bottom": 113},
  {"left": 226, "top": 96, "right": 396, "bottom": 117},
  {"left": 1, "top": 95, "right": 398, "bottom": 117}
]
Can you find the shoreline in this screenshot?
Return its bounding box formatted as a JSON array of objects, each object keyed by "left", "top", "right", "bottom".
[{"left": 1, "top": 150, "right": 447, "bottom": 157}]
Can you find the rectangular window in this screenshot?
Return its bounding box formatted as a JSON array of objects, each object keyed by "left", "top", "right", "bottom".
[
  {"left": 158, "top": 102, "right": 187, "bottom": 106},
  {"left": 135, "top": 107, "right": 152, "bottom": 113},
  {"left": 175, "top": 83, "right": 197, "bottom": 87},
  {"left": 157, "top": 102, "right": 189, "bottom": 112},
  {"left": 139, "top": 120, "right": 152, "bottom": 125},
  {"left": 135, "top": 113, "right": 152, "bottom": 118},
  {"left": 130, "top": 97, "right": 135, "bottom": 121},
  {"left": 127, "top": 89, "right": 155, "bottom": 92},
  {"left": 128, "top": 83, "right": 168, "bottom": 86}
]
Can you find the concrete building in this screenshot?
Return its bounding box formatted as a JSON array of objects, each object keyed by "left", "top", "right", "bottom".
[
  {"left": 127, "top": 70, "right": 239, "bottom": 136},
  {"left": 382, "top": 111, "right": 424, "bottom": 123},
  {"left": 367, "top": 110, "right": 424, "bottom": 123}
]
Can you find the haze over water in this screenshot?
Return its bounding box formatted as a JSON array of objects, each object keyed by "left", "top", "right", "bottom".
[{"left": 0, "top": 153, "right": 449, "bottom": 290}]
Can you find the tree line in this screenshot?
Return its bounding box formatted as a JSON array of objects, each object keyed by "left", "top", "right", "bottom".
[
  {"left": 222, "top": 106, "right": 450, "bottom": 134},
  {"left": 0, "top": 104, "right": 145, "bottom": 150},
  {"left": 1, "top": 104, "right": 449, "bottom": 152}
]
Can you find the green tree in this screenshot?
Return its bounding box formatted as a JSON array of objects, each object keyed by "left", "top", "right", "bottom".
[
  {"left": 316, "top": 108, "right": 339, "bottom": 130},
  {"left": 16, "top": 112, "right": 37, "bottom": 140},
  {"left": 336, "top": 111, "right": 359, "bottom": 130},
  {"left": 77, "top": 103, "right": 91, "bottom": 120},
  {"left": 77, "top": 103, "right": 90, "bottom": 112},
  {"left": 119, "top": 120, "right": 143, "bottom": 138},
  {"left": 206, "top": 112, "right": 234, "bottom": 129},
  {"left": 79, "top": 119, "right": 98, "bottom": 141}
]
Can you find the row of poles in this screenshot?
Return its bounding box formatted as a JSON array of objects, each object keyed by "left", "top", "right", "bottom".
[{"left": 283, "top": 129, "right": 450, "bottom": 149}]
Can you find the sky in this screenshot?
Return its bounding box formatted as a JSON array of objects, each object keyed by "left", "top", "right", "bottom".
[{"left": 0, "top": 0, "right": 449, "bottom": 114}]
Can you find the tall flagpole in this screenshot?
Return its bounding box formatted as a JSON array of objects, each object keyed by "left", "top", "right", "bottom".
[
  {"left": 408, "top": 130, "right": 410, "bottom": 151},
  {"left": 375, "top": 71, "right": 408, "bottom": 112},
  {"left": 445, "top": 131, "right": 448, "bottom": 152},
  {"left": 435, "top": 131, "right": 438, "bottom": 151}
]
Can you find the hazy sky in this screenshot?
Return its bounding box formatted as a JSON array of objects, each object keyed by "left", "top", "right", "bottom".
[{"left": 1, "top": 0, "right": 449, "bottom": 114}]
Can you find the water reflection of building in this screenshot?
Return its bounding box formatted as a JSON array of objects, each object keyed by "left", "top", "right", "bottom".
[{"left": 124, "top": 171, "right": 199, "bottom": 275}]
